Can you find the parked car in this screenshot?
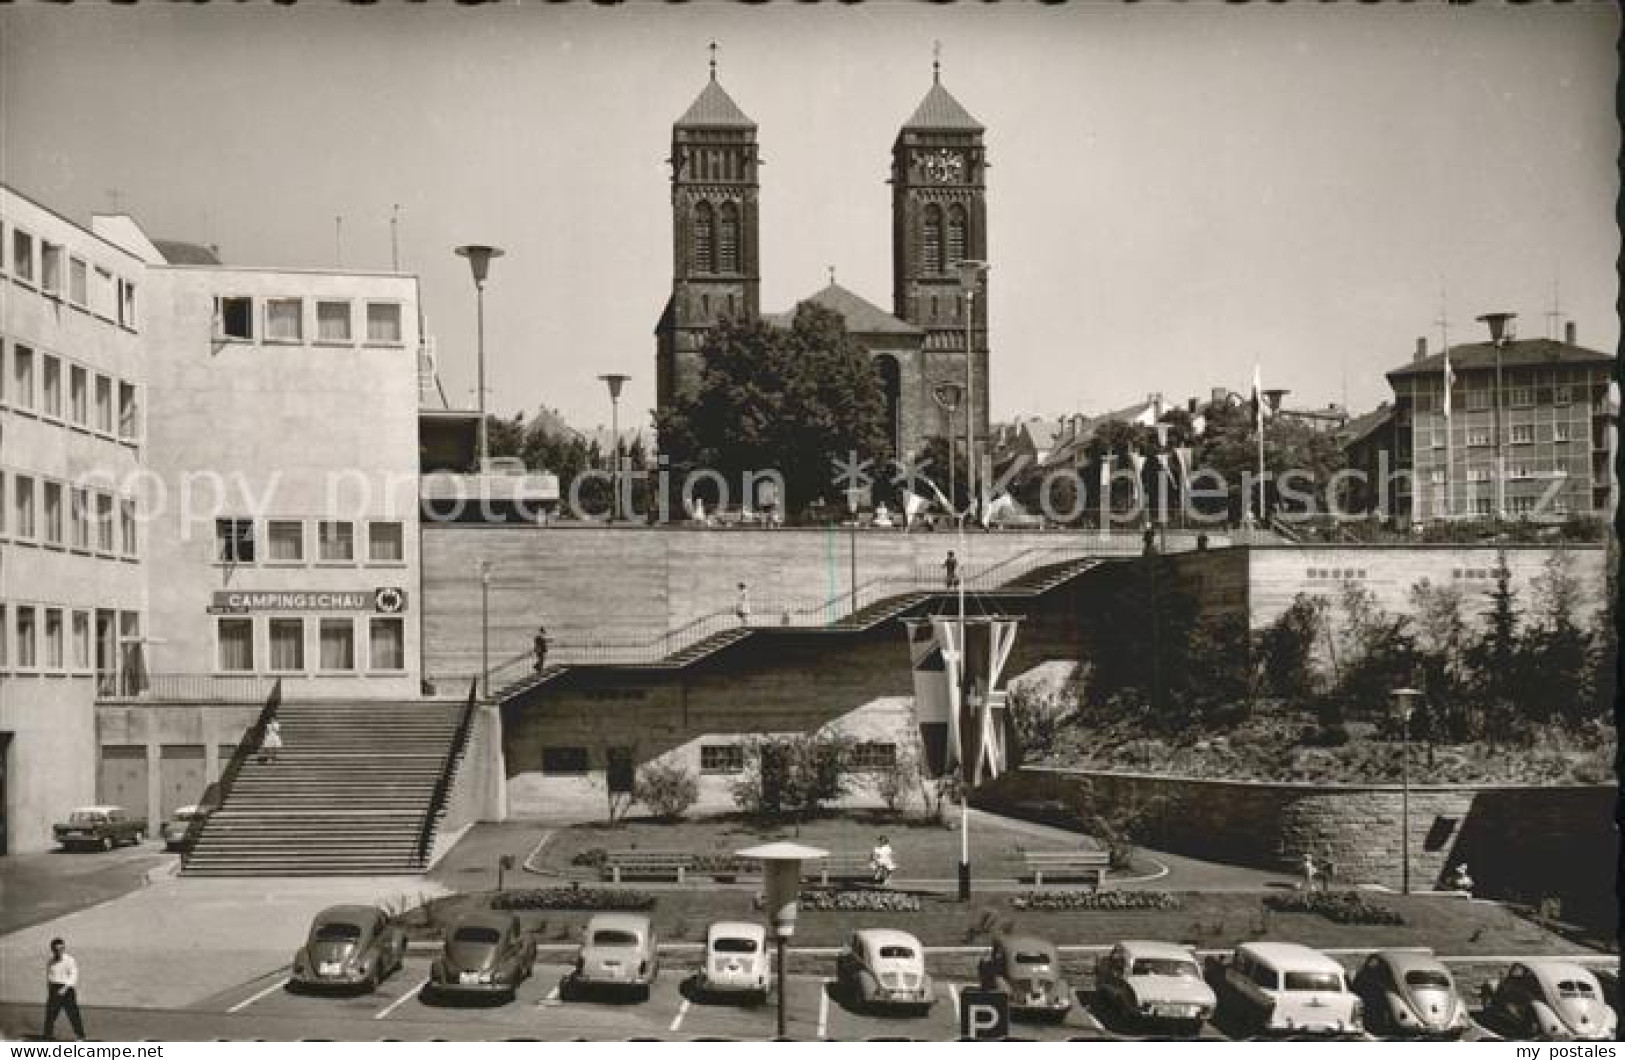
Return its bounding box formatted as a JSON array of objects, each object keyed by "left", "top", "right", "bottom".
[
  {"left": 289, "top": 905, "right": 407, "bottom": 993},
  {"left": 1351, "top": 950, "right": 1469, "bottom": 1038},
  {"left": 161, "top": 804, "right": 211, "bottom": 852},
  {"left": 1095, "top": 940, "right": 1214, "bottom": 1034},
  {"left": 1484, "top": 962, "right": 1616, "bottom": 1041},
  {"left": 53, "top": 806, "right": 146, "bottom": 851},
  {"left": 977, "top": 933, "right": 1071, "bottom": 1020},
  {"left": 693, "top": 921, "right": 770, "bottom": 1003},
  {"left": 428, "top": 912, "right": 536, "bottom": 1001},
  {"left": 568, "top": 914, "right": 660, "bottom": 1000},
  {"left": 836, "top": 929, "right": 934, "bottom": 1014},
  {"left": 1218, "top": 942, "right": 1363, "bottom": 1037}
]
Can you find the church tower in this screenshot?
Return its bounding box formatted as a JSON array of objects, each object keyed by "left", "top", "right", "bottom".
[
  {"left": 655, "top": 54, "right": 761, "bottom": 413},
  {"left": 891, "top": 61, "right": 989, "bottom": 446}
]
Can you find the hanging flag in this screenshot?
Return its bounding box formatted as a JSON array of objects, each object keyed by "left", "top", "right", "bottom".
[
  {"left": 1130, "top": 452, "right": 1148, "bottom": 509},
  {"left": 905, "top": 619, "right": 952, "bottom": 777},
  {"left": 1442, "top": 346, "right": 1455, "bottom": 419},
  {"left": 1251, "top": 363, "right": 1266, "bottom": 432},
  {"left": 902, "top": 489, "right": 929, "bottom": 528}
]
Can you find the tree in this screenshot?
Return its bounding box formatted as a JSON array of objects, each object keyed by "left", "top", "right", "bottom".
[
  {"left": 633, "top": 760, "right": 699, "bottom": 821},
  {"left": 1464, "top": 551, "right": 1529, "bottom": 745},
  {"left": 654, "top": 304, "right": 891, "bottom": 516},
  {"left": 1408, "top": 579, "right": 1472, "bottom": 741},
  {"left": 1256, "top": 594, "right": 1327, "bottom": 702},
  {"left": 1331, "top": 582, "right": 1419, "bottom": 723},
  {"left": 1191, "top": 398, "right": 1348, "bottom": 524},
  {"left": 729, "top": 730, "right": 858, "bottom": 824},
  {"left": 1524, "top": 548, "right": 1595, "bottom": 727}
]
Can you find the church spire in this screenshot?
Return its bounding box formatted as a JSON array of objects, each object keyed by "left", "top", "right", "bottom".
[
  {"left": 933, "top": 40, "right": 941, "bottom": 84},
  {"left": 709, "top": 40, "right": 718, "bottom": 82}
]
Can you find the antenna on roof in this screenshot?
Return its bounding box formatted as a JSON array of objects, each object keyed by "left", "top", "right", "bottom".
[
  {"left": 390, "top": 204, "right": 401, "bottom": 272},
  {"left": 1544, "top": 265, "right": 1564, "bottom": 339},
  {"left": 1434, "top": 277, "right": 1450, "bottom": 360},
  {"left": 709, "top": 40, "right": 718, "bottom": 81},
  {"left": 335, "top": 215, "right": 344, "bottom": 269},
  {"left": 933, "top": 40, "right": 942, "bottom": 83}
]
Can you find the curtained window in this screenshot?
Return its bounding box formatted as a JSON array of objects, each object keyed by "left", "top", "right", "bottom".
[
  {"left": 17, "top": 607, "right": 37, "bottom": 668},
  {"left": 317, "top": 301, "right": 351, "bottom": 342},
  {"left": 368, "top": 521, "right": 403, "bottom": 563},
  {"left": 320, "top": 619, "right": 355, "bottom": 671},
  {"left": 266, "top": 298, "right": 303, "bottom": 342},
  {"left": 946, "top": 204, "right": 967, "bottom": 269},
  {"left": 267, "top": 521, "right": 304, "bottom": 562},
  {"left": 45, "top": 609, "right": 64, "bottom": 670},
  {"left": 369, "top": 618, "right": 405, "bottom": 671},
  {"left": 366, "top": 302, "right": 402, "bottom": 344},
  {"left": 269, "top": 619, "right": 305, "bottom": 672},
  {"left": 218, "top": 618, "right": 254, "bottom": 672},
  {"left": 318, "top": 521, "right": 354, "bottom": 562}
]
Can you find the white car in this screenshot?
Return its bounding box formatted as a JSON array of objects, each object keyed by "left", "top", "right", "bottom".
[
  {"left": 1220, "top": 942, "right": 1363, "bottom": 1037},
  {"left": 1096, "top": 940, "right": 1215, "bottom": 1033},
  {"left": 1485, "top": 962, "right": 1616, "bottom": 1041},
  {"left": 696, "top": 921, "right": 769, "bottom": 1003},
  {"left": 836, "top": 928, "right": 934, "bottom": 1014}
]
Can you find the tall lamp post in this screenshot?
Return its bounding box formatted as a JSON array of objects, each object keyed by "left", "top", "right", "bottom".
[
  {"left": 933, "top": 383, "right": 965, "bottom": 518},
  {"left": 479, "top": 559, "right": 493, "bottom": 700},
  {"left": 1390, "top": 687, "right": 1421, "bottom": 895},
  {"left": 598, "top": 373, "right": 632, "bottom": 523},
  {"left": 955, "top": 260, "right": 990, "bottom": 514},
  {"left": 454, "top": 244, "right": 505, "bottom": 471},
  {"left": 1476, "top": 312, "right": 1515, "bottom": 520},
  {"left": 737, "top": 842, "right": 827, "bottom": 1039},
  {"left": 932, "top": 379, "right": 976, "bottom": 901}
]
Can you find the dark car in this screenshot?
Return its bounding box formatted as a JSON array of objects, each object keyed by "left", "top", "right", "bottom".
[
  {"left": 53, "top": 806, "right": 147, "bottom": 851},
  {"left": 977, "top": 933, "right": 1071, "bottom": 1019},
  {"left": 1351, "top": 950, "right": 1469, "bottom": 1038},
  {"left": 428, "top": 912, "right": 536, "bottom": 1001},
  {"left": 289, "top": 905, "right": 407, "bottom": 993},
  {"left": 161, "top": 804, "right": 212, "bottom": 852}
]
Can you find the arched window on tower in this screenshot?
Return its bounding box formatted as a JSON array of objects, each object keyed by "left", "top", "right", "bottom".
[
  {"left": 922, "top": 204, "right": 944, "bottom": 275},
  {"left": 693, "top": 202, "right": 715, "bottom": 274},
  {"left": 947, "top": 204, "right": 968, "bottom": 269},
  {"left": 718, "top": 202, "right": 740, "bottom": 274}
]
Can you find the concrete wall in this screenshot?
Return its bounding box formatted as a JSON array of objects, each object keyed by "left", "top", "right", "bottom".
[
  {"left": 94, "top": 704, "right": 260, "bottom": 827},
  {"left": 977, "top": 767, "right": 1615, "bottom": 926}
]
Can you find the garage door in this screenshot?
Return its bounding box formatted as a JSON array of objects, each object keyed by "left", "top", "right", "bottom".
[
  {"left": 98, "top": 746, "right": 148, "bottom": 816},
  {"left": 159, "top": 745, "right": 208, "bottom": 820}
]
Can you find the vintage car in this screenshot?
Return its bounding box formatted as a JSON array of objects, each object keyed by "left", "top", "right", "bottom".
[
  {"left": 427, "top": 912, "right": 536, "bottom": 1001},
  {"left": 1484, "top": 962, "right": 1616, "bottom": 1041},
  {"left": 1350, "top": 950, "right": 1469, "bottom": 1038},
  {"left": 53, "top": 806, "right": 147, "bottom": 851},
  {"left": 568, "top": 913, "right": 660, "bottom": 1000},
  {"left": 1218, "top": 942, "right": 1363, "bottom": 1037},
  {"left": 161, "top": 805, "right": 211, "bottom": 852},
  {"left": 1095, "top": 940, "right": 1215, "bottom": 1033},
  {"left": 288, "top": 905, "right": 407, "bottom": 993},
  {"left": 696, "top": 921, "right": 770, "bottom": 1003},
  {"left": 977, "top": 934, "right": 1071, "bottom": 1019},
  {"left": 836, "top": 929, "right": 935, "bottom": 1014}
]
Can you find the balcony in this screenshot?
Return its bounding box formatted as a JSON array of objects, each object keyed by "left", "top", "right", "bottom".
[{"left": 96, "top": 672, "right": 276, "bottom": 704}]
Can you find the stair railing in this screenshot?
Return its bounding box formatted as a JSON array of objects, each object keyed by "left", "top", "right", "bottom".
[
  {"left": 180, "top": 678, "right": 282, "bottom": 869},
  {"left": 417, "top": 679, "right": 478, "bottom": 866}
]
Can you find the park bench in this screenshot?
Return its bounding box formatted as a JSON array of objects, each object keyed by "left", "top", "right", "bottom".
[
  {"left": 814, "top": 853, "right": 878, "bottom": 888},
  {"left": 1022, "top": 849, "right": 1110, "bottom": 889},
  {"left": 601, "top": 850, "right": 692, "bottom": 883}
]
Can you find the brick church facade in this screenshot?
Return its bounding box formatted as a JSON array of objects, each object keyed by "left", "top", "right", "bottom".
[{"left": 654, "top": 63, "right": 991, "bottom": 464}]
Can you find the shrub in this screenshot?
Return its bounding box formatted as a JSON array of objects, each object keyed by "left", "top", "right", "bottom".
[
  {"left": 633, "top": 760, "right": 699, "bottom": 821},
  {"left": 1011, "top": 890, "right": 1180, "bottom": 912},
  {"left": 730, "top": 730, "right": 857, "bottom": 821},
  {"left": 795, "top": 889, "right": 922, "bottom": 913},
  {"left": 491, "top": 886, "right": 656, "bottom": 912},
  {"left": 1302, "top": 721, "right": 1351, "bottom": 748},
  {"left": 570, "top": 847, "right": 608, "bottom": 869},
  {"left": 1262, "top": 890, "right": 1404, "bottom": 925}
]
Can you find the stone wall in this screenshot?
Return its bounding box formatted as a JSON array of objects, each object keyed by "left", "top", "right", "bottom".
[{"left": 976, "top": 767, "right": 1615, "bottom": 926}]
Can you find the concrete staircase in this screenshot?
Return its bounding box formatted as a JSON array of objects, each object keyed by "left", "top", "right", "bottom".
[
  {"left": 995, "top": 557, "right": 1104, "bottom": 595},
  {"left": 181, "top": 701, "right": 467, "bottom": 877}
]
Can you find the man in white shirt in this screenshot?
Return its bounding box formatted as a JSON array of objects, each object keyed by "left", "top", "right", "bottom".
[
  {"left": 870, "top": 835, "right": 897, "bottom": 886},
  {"left": 43, "top": 937, "right": 86, "bottom": 1040}
]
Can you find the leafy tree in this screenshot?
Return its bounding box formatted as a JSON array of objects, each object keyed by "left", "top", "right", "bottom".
[
  {"left": 1190, "top": 398, "right": 1348, "bottom": 523},
  {"left": 633, "top": 760, "right": 699, "bottom": 821},
  {"left": 1005, "top": 684, "right": 1070, "bottom": 767},
  {"left": 1331, "top": 582, "right": 1419, "bottom": 724},
  {"left": 655, "top": 304, "right": 891, "bottom": 516},
  {"left": 1408, "top": 579, "right": 1472, "bottom": 741},
  {"left": 1463, "top": 551, "right": 1529, "bottom": 745},
  {"left": 1524, "top": 548, "right": 1595, "bottom": 727},
  {"left": 1257, "top": 594, "right": 1328, "bottom": 702},
  {"left": 729, "top": 730, "right": 858, "bottom": 825}
]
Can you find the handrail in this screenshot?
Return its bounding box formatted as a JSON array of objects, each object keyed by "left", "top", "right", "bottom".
[
  {"left": 180, "top": 678, "right": 281, "bottom": 868},
  {"left": 417, "top": 679, "right": 478, "bottom": 865}
]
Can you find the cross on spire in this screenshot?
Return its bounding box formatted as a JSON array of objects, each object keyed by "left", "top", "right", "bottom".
[
  {"left": 709, "top": 40, "right": 718, "bottom": 80},
  {"left": 827, "top": 264, "right": 836, "bottom": 286},
  {"left": 932, "top": 40, "right": 941, "bottom": 83}
]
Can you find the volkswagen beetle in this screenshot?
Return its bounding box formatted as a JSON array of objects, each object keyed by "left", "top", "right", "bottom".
[
  {"left": 696, "top": 921, "right": 770, "bottom": 1003},
  {"left": 1351, "top": 950, "right": 1468, "bottom": 1038},
  {"left": 836, "top": 928, "right": 934, "bottom": 1014},
  {"left": 1485, "top": 962, "right": 1615, "bottom": 1041},
  {"left": 568, "top": 913, "right": 660, "bottom": 1000},
  {"left": 978, "top": 933, "right": 1071, "bottom": 1019},
  {"left": 289, "top": 905, "right": 406, "bottom": 993},
  {"left": 428, "top": 911, "right": 536, "bottom": 1001}
]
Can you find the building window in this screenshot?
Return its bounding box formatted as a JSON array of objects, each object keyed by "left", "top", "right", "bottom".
[
  {"left": 1466, "top": 427, "right": 1491, "bottom": 447},
  {"left": 851, "top": 742, "right": 898, "bottom": 772},
  {"left": 215, "top": 518, "right": 256, "bottom": 563},
  {"left": 541, "top": 747, "right": 590, "bottom": 775},
  {"left": 265, "top": 298, "right": 303, "bottom": 343},
  {"left": 72, "top": 611, "right": 91, "bottom": 670},
  {"left": 12, "top": 345, "right": 33, "bottom": 409},
  {"left": 119, "top": 499, "right": 138, "bottom": 556},
  {"left": 319, "top": 618, "right": 355, "bottom": 671},
  {"left": 12, "top": 230, "right": 33, "bottom": 283},
  {"left": 717, "top": 202, "right": 739, "bottom": 273},
  {"left": 119, "top": 279, "right": 137, "bottom": 328},
  {"left": 1467, "top": 465, "right": 1492, "bottom": 483},
  {"left": 365, "top": 302, "right": 402, "bottom": 344},
  {"left": 318, "top": 521, "right": 354, "bottom": 562},
  {"left": 94, "top": 374, "right": 113, "bottom": 433},
  {"left": 216, "top": 296, "right": 254, "bottom": 340},
  {"left": 69, "top": 366, "right": 87, "bottom": 424},
  {"left": 16, "top": 607, "right": 37, "bottom": 668},
  {"left": 268, "top": 618, "right": 305, "bottom": 672},
  {"left": 369, "top": 617, "right": 405, "bottom": 671},
  {"left": 1466, "top": 389, "right": 1491, "bottom": 411},
  {"left": 40, "top": 242, "right": 62, "bottom": 295},
  {"left": 946, "top": 204, "right": 967, "bottom": 268},
  {"left": 1554, "top": 384, "right": 1573, "bottom": 406},
  {"left": 692, "top": 202, "right": 714, "bottom": 274},
  {"left": 95, "top": 493, "right": 114, "bottom": 553},
  {"left": 92, "top": 267, "right": 115, "bottom": 317},
  {"left": 68, "top": 257, "right": 88, "bottom": 305},
  {"left": 217, "top": 618, "right": 254, "bottom": 672},
  {"left": 14, "top": 475, "right": 35, "bottom": 539},
  {"left": 40, "top": 355, "right": 61, "bottom": 418},
  {"left": 316, "top": 300, "right": 351, "bottom": 342},
  {"left": 44, "top": 609, "right": 64, "bottom": 670},
  {"left": 367, "top": 521, "right": 403, "bottom": 562},
  {"left": 1507, "top": 385, "right": 1533, "bottom": 407},
  {"left": 118, "top": 382, "right": 139, "bottom": 440},
  {"left": 700, "top": 744, "right": 745, "bottom": 775},
  {"left": 1473, "top": 497, "right": 1493, "bottom": 516},
  {"left": 1428, "top": 468, "right": 1445, "bottom": 485},
  {"left": 266, "top": 520, "right": 304, "bottom": 562},
  {"left": 0, "top": 605, "right": 7, "bottom": 669},
  {"left": 1510, "top": 423, "right": 1534, "bottom": 444},
  {"left": 1554, "top": 422, "right": 1572, "bottom": 443},
  {"left": 70, "top": 488, "right": 90, "bottom": 549},
  {"left": 922, "top": 203, "right": 944, "bottom": 274},
  {"left": 0, "top": 470, "right": 6, "bottom": 536},
  {"left": 42, "top": 482, "right": 63, "bottom": 546}
]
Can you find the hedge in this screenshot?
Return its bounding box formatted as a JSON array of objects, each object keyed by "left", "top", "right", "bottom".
[{"left": 491, "top": 886, "right": 656, "bottom": 911}]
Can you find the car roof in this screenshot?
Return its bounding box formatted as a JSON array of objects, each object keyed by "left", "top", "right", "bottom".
[
  {"left": 1372, "top": 950, "right": 1445, "bottom": 976},
  {"left": 72, "top": 805, "right": 123, "bottom": 814},
  {"left": 1118, "top": 940, "right": 1199, "bottom": 961},
  {"left": 586, "top": 913, "right": 652, "bottom": 932},
  {"left": 1239, "top": 942, "right": 1344, "bottom": 972},
  {"left": 707, "top": 921, "right": 765, "bottom": 941},
  {"left": 995, "top": 934, "right": 1057, "bottom": 955},
  {"left": 1521, "top": 962, "right": 1601, "bottom": 987},
  {"left": 854, "top": 928, "right": 920, "bottom": 949},
  {"left": 453, "top": 911, "right": 514, "bottom": 932},
  {"left": 313, "top": 904, "right": 383, "bottom": 925}
]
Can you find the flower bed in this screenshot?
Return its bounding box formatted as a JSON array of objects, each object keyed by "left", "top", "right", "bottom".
[
  {"left": 1263, "top": 890, "right": 1404, "bottom": 925},
  {"left": 1011, "top": 890, "right": 1181, "bottom": 912},
  {"left": 491, "top": 886, "right": 656, "bottom": 912},
  {"left": 795, "top": 889, "right": 922, "bottom": 913}
]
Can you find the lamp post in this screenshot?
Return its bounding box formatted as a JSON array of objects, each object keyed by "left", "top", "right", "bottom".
[
  {"left": 737, "top": 842, "right": 827, "bottom": 1039},
  {"left": 599, "top": 373, "right": 632, "bottom": 523},
  {"left": 1390, "top": 687, "right": 1421, "bottom": 895},
  {"left": 478, "top": 559, "right": 493, "bottom": 700},
  {"left": 1477, "top": 312, "right": 1516, "bottom": 520},
  {"left": 1153, "top": 422, "right": 1172, "bottom": 551},
  {"left": 929, "top": 381, "right": 975, "bottom": 899},
  {"left": 454, "top": 245, "right": 504, "bottom": 471},
  {"left": 845, "top": 487, "right": 864, "bottom": 609},
  {"left": 932, "top": 383, "right": 965, "bottom": 518},
  {"left": 955, "top": 260, "right": 990, "bottom": 514}
]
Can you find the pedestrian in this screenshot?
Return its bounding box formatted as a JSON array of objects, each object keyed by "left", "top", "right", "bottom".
[
  {"left": 870, "top": 835, "right": 897, "bottom": 887},
  {"left": 735, "top": 582, "right": 751, "bottom": 625},
  {"left": 532, "top": 624, "right": 550, "bottom": 673},
  {"left": 260, "top": 718, "right": 282, "bottom": 764},
  {"left": 1319, "top": 849, "right": 1337, "bottom": 891},
  {"left": 1449, "top": 862, "right": 1475, "bottom": 895},
  {"left": 1300, "top": 852, "right": 1318, "bottom": 892},
  {"left": 943, "top": 550, "right": 960, "bottom": 590},
  {"left": 43, "top": 938, "right": 86, "bottom": 1041}
]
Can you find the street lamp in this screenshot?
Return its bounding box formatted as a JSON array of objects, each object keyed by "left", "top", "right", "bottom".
[
  {"left": 737, "top": 841, "right": 827, "bottom": 1039},
  {"left": 955, "top": 260, "right": 990, "bottom": 513},
  {"left": 1476, "top": 312, "right": 1516, "bottom": 520},
  {"left": 598, "top": 373, "right": 632, "bottom": 523},
  {"left": 455, "top": 244, "right": 505, "bottom": 471},
  {"left": 1390, "top": 687, "right": 1422, "bottom": 895},
  {"left": 478, "top": 559, "right": 493, "bottom": 700},
  {"left": 932, "top": 382, "right": 965, "bottom": 515}
]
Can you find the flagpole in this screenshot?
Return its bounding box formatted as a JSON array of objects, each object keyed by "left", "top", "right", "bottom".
[
  {"left": 1439, "top": 291, "right": 1453, "bottom": 520},
  {"left": 1255, "top": 366, "right": 1267, "bottom": 525},
  {"left": 956, "top": 503, "right": 971, "bottom": 901}
]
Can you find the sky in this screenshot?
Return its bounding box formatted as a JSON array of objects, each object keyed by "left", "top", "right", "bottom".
[{"left": 0, "top": 3, "right": 1617, "bottom": 437}]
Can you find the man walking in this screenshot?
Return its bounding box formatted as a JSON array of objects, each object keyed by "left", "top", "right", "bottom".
[
  {"left": 43, "top": 938, "right": 86, "bottom": 1041},
  {"left": 532, "top": 624, "right": 550, "bottom": 673},
  {"left": 943, "top": 550, "right": 960, "bottom": 590}
]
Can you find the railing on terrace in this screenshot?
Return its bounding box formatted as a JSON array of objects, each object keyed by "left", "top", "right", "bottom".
[
  {"left": 96, "top": 673, "right": 279, "bottom": 704},
  {"left": 417, "top": 680, "right": 478, "bottom": 865}
]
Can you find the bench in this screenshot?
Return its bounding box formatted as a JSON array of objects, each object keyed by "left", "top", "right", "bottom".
[
  {"left": 1022, "top": 849, "right": 1110, "bottom": 889},
  {"left": 815, "top": 853, "right": 879, "bottom": 888},
  {"left": 601, "top": 850, "right": 692, "bottom": 884}
]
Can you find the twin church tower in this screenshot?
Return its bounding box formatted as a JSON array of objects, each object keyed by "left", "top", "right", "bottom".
[{"left": 654, "top": 57, "right": 991, "bottom": 462}]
